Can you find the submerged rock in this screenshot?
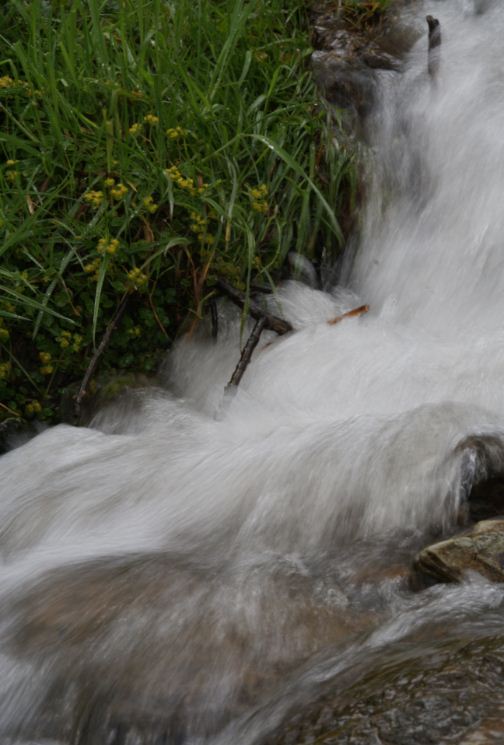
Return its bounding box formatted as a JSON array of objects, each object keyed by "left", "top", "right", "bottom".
[
  {"left": 411, "top": 519, "right": 504, "bottom": 588},
  {"left": 269, "top": 637, "right": 504, "bottom": 745}
]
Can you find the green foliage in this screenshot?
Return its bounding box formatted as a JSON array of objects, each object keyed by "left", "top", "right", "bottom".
[
  {"left": 0, "top": 0, "right": 355, "bottom": 423},
  {"left": 341, "top": 0, "right": 393, "bottom": 27}
]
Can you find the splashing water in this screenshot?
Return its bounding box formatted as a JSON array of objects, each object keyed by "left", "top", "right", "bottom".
[{"left": 3, "top": 1, "right": 504, "bottom": 742}]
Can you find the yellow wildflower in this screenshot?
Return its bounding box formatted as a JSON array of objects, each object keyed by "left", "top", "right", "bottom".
[
  {"left": 142, "top": 195, "right": 158, "bottom": 214},
  {"left": 166, "top": 127, "right": 187, "bottom": 140},
  {"left": 97, "top": 237, "right": 119, "bottom": 255},
  {"left": 57, "top": 330, "right": 72, "bottom": 349},
  {"left": 0, "top": 76, "right": 14, "bottom": 89},
  {"left": 25, "top": 400, "right": 42, "bottom": 415},
  {"left": 127, "top": 267, "right": 148, "bottom": 289},
  {"left": 104, "top": 177, "right": 115, "bottom": 187},
  {"left": 39, "top": 351, "right": 51, "bottom": 364},
  {"left": 128, "top": 122, "right": 142, "bottom": 135},
  {"left": 0, "top": 362, "right": 11, "bottom": 379},
  {"left": 251, "top": 200, "right": 269, "bottom": 213},
  {"left": 197, "top": 233, "right": 214, "bottom": 245},
  {"left": 6, "top": 159, "right": 17, "bottom": 167},
  {"left": 72, "top": 334, "right": 83, "bottom": 352},
  {"left": 110, "top": 182, "right": 128, "bottom": 200},
  {"left": 84, "top": 258, "right": 101, "bottom": 274},
  {"left": 127, "top": 325, "right": 142, "bottom": 337},
  {"left": 248, "top": 184, "right": 269, "bottom": 213},
  {"left": 144, "top": 114, "right": 159, "bottom": 125},
  {"left": 40, "top": 364, "right": 54, "bottom": 375},
  {"left": 6, "top": 170, "right": 18, "bottom": 183},
  {"left": 249, "top": 184, "right": 268, "bottom": 200},
  {"left": 84, "top": 190, "right": 104, "bottom": 207}
]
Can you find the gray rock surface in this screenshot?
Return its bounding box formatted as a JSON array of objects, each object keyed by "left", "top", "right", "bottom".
[{"left": 412, "top": 519, "right": 504, "bottom": 588}]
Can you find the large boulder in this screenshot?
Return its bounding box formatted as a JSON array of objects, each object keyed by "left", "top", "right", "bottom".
[{"left": 411, "top": 519, "right": 504, "bottom": 588}]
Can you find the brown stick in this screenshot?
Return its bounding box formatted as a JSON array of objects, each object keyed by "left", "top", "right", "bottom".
[
  {"left": 215, "top": 278, "right": 292, "bottom": 336},
  {"left": 74, "top": 293, "right": 129, "bottom": 419},
  {"left": 327, "top": 304, "right": 369, "bottom": 325},
  {"left": 226, "top": 317, "right": 267, "bottom": 389},
  {"left": 210, "top": 298, "right": 219, "bottom": 340},
  {"left": 426, "top": 15, "right": 441, "bottom": 78}
]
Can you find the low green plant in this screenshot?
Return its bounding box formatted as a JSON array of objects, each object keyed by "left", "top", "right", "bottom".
[
  {"left": 0, "top": 0, "right": 356, "bottom": 423},
  {"left": 342, "top": 0, "right": 393, "bottom": 27}
]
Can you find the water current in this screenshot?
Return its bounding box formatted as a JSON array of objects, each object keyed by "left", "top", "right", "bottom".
[{"left": 3, "top": 0, "right": 504, "bottom": 743}]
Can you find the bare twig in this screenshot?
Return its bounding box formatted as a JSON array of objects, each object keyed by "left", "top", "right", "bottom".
[
  {"left": 226, "top": 317, "right": 267, "bottom": 389},
  {"left": 215, "top": 278, "right": 292, "bottom": 336},
  {"left": 426, "top": 15, "right": 441, "bottom": 78},
  {"left": 327, "top": 304, "right": 369, "bottom": 325},
  {"left": 74, "top": 293, "right": 129, "bottom": 419},
  {"left": 210, "top": 298, "right": 219, "bottom": 340}
]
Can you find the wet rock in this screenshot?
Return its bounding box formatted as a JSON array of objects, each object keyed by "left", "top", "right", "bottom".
[
  {"left": 411, "top": 519, "right": 504, "bottom": 588},
  {"left": 310, "top": 1, "right": 420, "bottom": 120},
  {"left": 468, "top": 476, "right": 504, "bottom": 521},
  {"left": 269, "top": 637, "right": 504, "bottom": 745},
  {"left": 4, "top": 551, "right": 371, "bottom": 744}
]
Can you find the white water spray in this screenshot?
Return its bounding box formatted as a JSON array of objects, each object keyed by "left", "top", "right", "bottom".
[{"left": 2, "top": 1, "right": 504, "bottom": 742}]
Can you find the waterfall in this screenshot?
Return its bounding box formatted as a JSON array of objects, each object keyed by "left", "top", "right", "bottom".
[{"left": 2, "top": 1, "right": 504, "bottom": 742}]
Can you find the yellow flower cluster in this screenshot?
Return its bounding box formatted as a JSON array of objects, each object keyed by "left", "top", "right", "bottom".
[
  {"left": 39, "top": 351, "right": 53, "bottom": 375},
  {"left": 165, "top": 165, "right": 196, "bottom": 195},
  {"left": 58, "top": 330, "right": 72, "bottom": 348},
  {"left": 189, "top": 212, "right": 214, "bottom": 245},
  {"left": 127, "top": 325, "right": 142, "bottom": 338},
  {"left": 0, "top": 76, "right": 37, "bottom": 96},
  {"left": 0, "top": 361, "right": 10, "bottom": 379},
  {"left": 84, "top": 190, "right": 104, "bottom": 208},
  {"left": 144, "top": 114, "right": 159, "bottom": 125},
  {"left": 5, "top": 159, "right": 19, "bottom": 183},
  {"left": 249, "top": 184, "right": 269, "bottom": 213},
  {"left": 142, "top": 195, "right": 159, "bottom": 214},
  {"left": 97, "top": 237, "right": 120, "bottom": 255},
  {"left": 57, "top": 330, "right": 82, "bottom": 351},
  {"left": 84, "top": 257, "right": 101, "bottom": 280},
  {"left": 127, "top": 267, "right": 148, "bottom": 288},
  {"left": 25, "top": 400, "right": 42, "bottom": 415},
  {"left": 166, "top": 127, "right": 187, "bottom": 140},
  {"left": 128, "top": 122, "right": 142, "bottom": 135},
  {"left": 104, "top": 177, "right": 115, "bottom": 187},
  {"left": 110, "top": 182, "right": 128, "bottom": 200}
]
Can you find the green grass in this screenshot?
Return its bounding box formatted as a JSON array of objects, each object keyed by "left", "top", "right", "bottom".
[{"left": 0, "top": 0, "right": 356, "bottom": 424}]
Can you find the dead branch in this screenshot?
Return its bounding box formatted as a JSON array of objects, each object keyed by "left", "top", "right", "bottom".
[
  {"left": 327, "top": 304, "right": 369, "bottom": 325},
  {"left": 215, "top": 278, "right": 292, "bottom": 336},
  {"left": 210, "top": 298, "right": 219, "bottom": 340},
  {"left": 426, "top": 15, "right": 441, "bottom": 78},
  {"left": 74, "top": 293, "right": 129, "bottom": 419},
  {"left": 226, "top": 317, "right": 267, "bottom": 389}
]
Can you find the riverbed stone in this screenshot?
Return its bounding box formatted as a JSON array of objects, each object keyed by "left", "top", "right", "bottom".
[{"left": 411, "top": 519, "right": 504, "bottom": 588}]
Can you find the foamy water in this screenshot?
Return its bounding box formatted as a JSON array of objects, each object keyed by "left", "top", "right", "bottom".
[{"left": 2, "top": 1, "right": 504, "bottom": 742}]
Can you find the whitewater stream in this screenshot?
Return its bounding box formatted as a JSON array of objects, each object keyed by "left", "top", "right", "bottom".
[{"left": 3, "top": 0, "right": 504, "bottom": 743}]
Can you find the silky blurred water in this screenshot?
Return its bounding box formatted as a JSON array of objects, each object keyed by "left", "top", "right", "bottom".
[{"left": 2, "top": 1, "right": 504, "bottom": 743}]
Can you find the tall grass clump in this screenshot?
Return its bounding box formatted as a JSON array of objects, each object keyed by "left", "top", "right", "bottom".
[{"left": 0, "top": 0, "right": 356, "bottom": 424}]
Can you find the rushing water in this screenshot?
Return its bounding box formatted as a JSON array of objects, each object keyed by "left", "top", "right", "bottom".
[{"left": 3, "top": 1, "right": 504, "bottom": 743}]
